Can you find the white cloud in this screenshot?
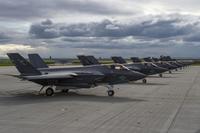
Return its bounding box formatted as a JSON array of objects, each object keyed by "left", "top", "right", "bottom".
[{"left": 0, "top": 44, "right": 48, "bottom": 57}]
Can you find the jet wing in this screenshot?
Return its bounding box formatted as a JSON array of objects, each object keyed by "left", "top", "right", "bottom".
[
  {"left": 24, "top": 72, "right": 78, "bottom": 80},
  {"left": 24, "top": 71, "right": 104, "bottom": 80}
]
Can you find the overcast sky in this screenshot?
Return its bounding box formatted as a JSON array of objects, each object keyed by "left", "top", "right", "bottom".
[{"left": 1, "top": 0, "right": 200, "bottom": 58}]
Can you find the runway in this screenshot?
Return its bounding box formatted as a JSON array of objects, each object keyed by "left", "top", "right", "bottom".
[{"left": 0, "top": 66, "right": 200, "bottom": 133}]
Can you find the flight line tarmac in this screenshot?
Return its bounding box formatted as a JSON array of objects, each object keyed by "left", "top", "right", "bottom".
[{"left": 0, "top": 66, "right": 200, "bottom": 133}]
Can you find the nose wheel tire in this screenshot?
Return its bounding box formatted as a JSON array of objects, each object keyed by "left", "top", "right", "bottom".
[
  {"left": 46, "top": 87, "right": 54, "bottom": 96},
  {"left": 142, "top": 79, "right": 147, "bottom": 84},
  {"left": 159, "top": 73, "right": 163, "bottom": 77},
  {"left": 108, "top": 90, "right": 115, "bottom": 96}
]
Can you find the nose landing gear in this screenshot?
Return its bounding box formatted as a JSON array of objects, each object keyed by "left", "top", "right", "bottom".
[
  {"left": 142, "top": 79, "right": 147, "bottom": 84},
  {"left": 105, "top": 85, "right": 115, "bottom": 96},
  {"left": 108, "top": 90, "right": 115, "bottom": 96}
]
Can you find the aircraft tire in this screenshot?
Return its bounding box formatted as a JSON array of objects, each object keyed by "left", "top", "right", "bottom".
[
  {"left": 108, "top": 90, "right": 114, "bottom": 96},
  {"left": 159, "top": 73, "right": 163, "bottom": 77},
  {"left": 46, "top": 87, "right": 54, "bottom": 96},
  {"left": 142, "top": 79, "right": 147, "bottom": 84},
  {"left": 169, "top": 71, "right": 172, "bottom": 74}
]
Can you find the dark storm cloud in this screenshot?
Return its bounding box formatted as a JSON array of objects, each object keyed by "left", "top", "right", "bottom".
[
  {"left": 29, "top": 19, "right": 60, "bottom": 39},
  {"left": 67, "top": 37, "right": 175, "bottom": 49},
  {"left": 128, "top": 19, "right": 192, "bottom": 38},
  {"left": 2, "top": 13, "right": 200, "bottom": 58},
  {"left": 0, "top": 32, "right": 11, "bottom": 43},
  {"left": 0, "top": 0, "right": 130, "bottom": 20},
  {"left": 29, "top": 16, "right": 198, "bottom": 39},
  {"left": 184, "top": 32, "right": 200, "bottom": 42},
  {"left": 27, "top": 14, "right": 200, "bottom": 54}
]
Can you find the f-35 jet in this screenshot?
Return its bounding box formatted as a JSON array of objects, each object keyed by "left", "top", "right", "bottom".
[
  {"left": 143, "top": 57, "right": 178, "bottom": 73},
  {"left": 7, "top": 53, "right": 146, "bottom": 97},
  {"left": 77, "top": 55, "right": 166, "bottom": 83},
  {"left": 111, "top": 56, "right": 168, "bottom": 78},
  {"left": 159, "top": 56, "right": 187, "bottom": 68}
]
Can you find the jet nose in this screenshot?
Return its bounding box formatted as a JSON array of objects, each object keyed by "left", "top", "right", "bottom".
[
  {"left": 129, "top": 71, "right": 146, "bottom": 81},
  {"left": 172, "top": 65, "right": 178, "bottom": 69},
  {"left": 159, "top": 67, "right": 168, "bottom": 73},
  {"left": 167, "top": 63, "right": 177, "bottom": 70}
]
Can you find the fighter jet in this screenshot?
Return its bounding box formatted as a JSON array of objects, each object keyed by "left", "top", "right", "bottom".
[
  {"left": 28, "top": 54, "right": 146, "bottom": 85},
  {"left": 130, "top": 57, "right": 170, "bottom": 75},
  {"left": 7, "top": 53, "right": 146, "bottom": 97},
  {"left": 159, "top": 56, "right": 185, "bottom": 69},
  {"left": 111, "top": 56, "right": 168, "bottom": 78},
  {"left": 144, "top": 57, "right": 180, "bottom": 72},
  {"left": 77, "top": 55, "right": 165, "bottom": 84},
  {"left": 144, "top": 56, "right": 183, "bottom": 73},
  {"left": 78, "top": 55, "right": 148, "bottom": 82}
]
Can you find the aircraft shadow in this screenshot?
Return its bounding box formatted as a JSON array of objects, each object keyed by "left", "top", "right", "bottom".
[
  {"left": 169, "top": 72, "right": 184, "bottom": 75},
  {"left": 132, "top": 82, "right": 168, "bottom": 86},
  {"left": 0, "top": 91, "right": 146, "bottom": 106},
  {"left": 148, "top": 75, "right": 178, "bottom": 78}
]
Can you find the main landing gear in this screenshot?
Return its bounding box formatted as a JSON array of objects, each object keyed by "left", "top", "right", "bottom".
[
  {"left": 108, "top": 90, "right": 115, "bottom": 96},
  {"left": 159, "top": 73, "right": 163, "bottom": 77},
  {"left": 39, "top": 85, "right": 116, "bottom": 97},
  {"left": 39, "top": 86, "right": 54, "bottom": 96},
  {"left": 169, "top": 70, "right": 172, "bottom": 74},
  {"left": 46, "top": 87, "right": 54, "bottom": 96},
  {"left": 39, "top": 86, "right": 70, "bottom": 96}
]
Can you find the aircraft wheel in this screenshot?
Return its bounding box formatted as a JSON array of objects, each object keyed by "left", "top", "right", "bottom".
[
  {"left": 142, "top": 79, "right": 147, "bottom": 84},
  {"left": 62, "top": 89, "right": 69, "bottom": 93},
  {"left": 46, "top": 87, "right": 54, "bottom": 96},
  {"left": 175, "top": 69, "right": 178, "bottom": 71},
  {"left": 169, "top": 71, "right": 172, "bottom": 74},
  {"left": 159, "top": 73, "right": 163, "bottom": 77},
  {"left": 108, "top": 90, "right": 115, "bottom": 97}
]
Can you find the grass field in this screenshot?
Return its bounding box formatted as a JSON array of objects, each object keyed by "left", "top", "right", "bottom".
[
  {"left": 0, "top": 59, "right": 55, "bottom": 66},
  {"left": 191, "top": 61, "right": 200, "bottom": 66},
  {"left": 72, "top": 59, "right": 115, "bottom": 65}
]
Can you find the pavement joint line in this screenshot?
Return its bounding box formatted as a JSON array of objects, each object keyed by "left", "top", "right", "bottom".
[{"left": 161, "top": 69, "right": 200, "bottom": 133}]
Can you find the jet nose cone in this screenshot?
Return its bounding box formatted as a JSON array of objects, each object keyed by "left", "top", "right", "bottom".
[
  {"left": 138, "top": 72, "right": 146, "bottom": 79},
  {"left": 130, "top": 71, "right": 146, "bottom": 81},
  {"left": 159, "top": 67, "right": 168, "bottom": 73},
  {"left": 172, "top": 65, "right": 178, "bottom": 69}
]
